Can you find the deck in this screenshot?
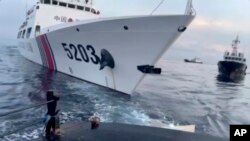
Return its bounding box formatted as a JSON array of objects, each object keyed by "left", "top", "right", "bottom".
[{"left": 35, "top": 121, "right": 227, "bottom": 141}]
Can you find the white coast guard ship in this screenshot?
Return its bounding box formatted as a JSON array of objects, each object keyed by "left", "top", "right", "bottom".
[{"left": 17, "top": 0, "right": 195, "bottom": 95}]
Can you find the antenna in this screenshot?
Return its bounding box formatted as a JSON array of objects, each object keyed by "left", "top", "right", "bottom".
[{"left": 232, "top": 34, "right": 240, "bottom": 48}]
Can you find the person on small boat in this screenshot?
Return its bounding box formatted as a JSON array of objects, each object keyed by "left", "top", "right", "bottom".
[
  {"left": 89, "top": 113, "right": 101, "bottom": 129},
  {"left": 44, "top": 90, "right": 60, "bottom": 138}
]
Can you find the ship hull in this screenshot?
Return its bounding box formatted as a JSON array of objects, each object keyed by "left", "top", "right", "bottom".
[
  {"left": 218, "top": 61, "right": 247, "bottom": 79},
  {"left": 18, "top": 15, "right": 194, "bottom": 95},
  {"left": 184, "top": 59, "right": 202, "bottom": 64}
]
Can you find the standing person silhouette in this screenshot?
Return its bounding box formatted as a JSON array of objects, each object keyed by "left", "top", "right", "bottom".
[{"left": 45, "top": 90, "right": 60, "bottom": 139}]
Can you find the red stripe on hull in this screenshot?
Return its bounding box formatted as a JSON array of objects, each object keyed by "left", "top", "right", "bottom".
[{"left": 40, "top": 35, "right": 55, "bottom": 70}]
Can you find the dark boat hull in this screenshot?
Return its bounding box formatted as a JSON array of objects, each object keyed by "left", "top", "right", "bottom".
[
  {"left": 184, "top": 59, "right": 202, "bottom": 64},
  {"left": 35, "top": 121, "right": 226, "bottom": 141},
  {"left": 218, "top": 61, "right": 247, "bottom": 79}
]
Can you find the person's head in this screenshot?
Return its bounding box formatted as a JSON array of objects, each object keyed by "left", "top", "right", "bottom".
[{"left": 47, "top": 90, "right": 54, "bottom": 100}]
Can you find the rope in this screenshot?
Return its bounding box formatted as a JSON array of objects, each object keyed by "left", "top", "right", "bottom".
[
  {"left": 0, "top": 100, "right": 54, "bottom": 118},
  {"left": 0, "top": 91, "right": 59, "bottom": 138},
  {"left": 150, "top": 0, "right": 165, "bottom": 15}
]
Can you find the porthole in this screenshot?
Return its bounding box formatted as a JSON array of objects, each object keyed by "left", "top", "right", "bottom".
[
  {"left": 178, "top": 26, "right": 187, "bottom": 32},
  {"left": 124, "top": 26, "right": 128, "bottom": 30}
]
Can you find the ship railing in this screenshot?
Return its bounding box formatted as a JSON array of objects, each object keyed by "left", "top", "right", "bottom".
[{"left": 150, "top": 0, "right": 196, "bottom": 16}]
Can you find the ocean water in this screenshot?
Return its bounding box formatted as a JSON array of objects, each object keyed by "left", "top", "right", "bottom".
[{"left": 0, "top": 44, "right": 249, "bottom": 140}]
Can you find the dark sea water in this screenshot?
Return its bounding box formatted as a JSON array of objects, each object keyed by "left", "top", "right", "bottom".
[{"left": 0, "top": 43, "right": 249, "bottom": 140}]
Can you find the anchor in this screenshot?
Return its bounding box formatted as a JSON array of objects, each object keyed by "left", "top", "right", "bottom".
[{"left": 99, "top": 49, "right": 115, "bottom": 70}]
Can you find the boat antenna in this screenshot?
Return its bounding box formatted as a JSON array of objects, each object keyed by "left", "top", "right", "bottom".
[
  {"left": 150, "top": 0, "right": 165, "bottom": 15},
  {"left": 231, "top": 34, "right": 240, "bottom": 55},
  {"left": 232, "top": 34, "right": 240, "bottom": 49}
]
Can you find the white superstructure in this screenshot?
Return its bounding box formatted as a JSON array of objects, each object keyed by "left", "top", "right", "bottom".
[
  {"left": 223, "top": 36, "right": 246, "bottom": 64},
  {"left": 191, "top": 58, "right": 202, "bottom": 63},
  {"left": 17, "top": 0, "right": 195, "bottom": 95}
]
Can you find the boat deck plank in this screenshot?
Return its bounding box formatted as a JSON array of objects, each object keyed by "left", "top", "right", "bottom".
[{"left": 35, "top": 121, "right": 227, "bottom": 141}]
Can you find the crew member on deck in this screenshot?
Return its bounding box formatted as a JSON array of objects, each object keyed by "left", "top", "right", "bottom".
[{"left": 45, "top": 90, "right": 60, "bottom": 138}]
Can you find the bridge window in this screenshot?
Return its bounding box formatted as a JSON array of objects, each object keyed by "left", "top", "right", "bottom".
[
  {"left": 85, "top": 7, "right": 90, "bottom": 12},
  {"left": 44, "top": 0, "right": 51, "bottom": 4},
  {"left": 59, "top": 2, "right": 67, "bottom": 7},
  {"left": 17, "top": 31, "right": 22, "bottom": 38},
  {"left": 22, "top": 30, "right": 26, "bottom": 38},
  {"left": 91, "top": 8, "right": 96, "bottom": 14},
  {"left": 243, "top": 59, "right": 246, "bottom": 62},
  {"left": 26, "top": 27, "right": 32, "bottom": 38},
  {"left": 52, "top": 0, "right": 58, "bottom": 5},
  {"left": 35, "top": 25, "right": 41, "bottom": 36},
  {"left": 20, "top": 31, "right": 23, "bottom": 38},
  {"left": 68, "top": 4, "right": 75, "bottom": 9},
  {"left": 77, "top": 5, "right": 84, "bottom": 10}
]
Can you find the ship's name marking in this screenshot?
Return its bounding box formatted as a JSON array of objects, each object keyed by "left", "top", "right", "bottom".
[
  {"left": 61, "top": 43, "right": 100, "bottom": 65},
  {"left": 54, "top": 16, "right": 80, "bottom": 23}
]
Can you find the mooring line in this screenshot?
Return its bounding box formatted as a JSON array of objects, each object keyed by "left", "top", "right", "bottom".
[
  {"left": 150, "top": 0, "right": 166, "bottom": 15},
  {"left": 0, "top": 100, "right": 54, "bottom": 118}
]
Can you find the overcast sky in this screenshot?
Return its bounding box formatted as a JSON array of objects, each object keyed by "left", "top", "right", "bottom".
[{"left": 0, "top": 0, "right": 249, "bottom": 65}]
